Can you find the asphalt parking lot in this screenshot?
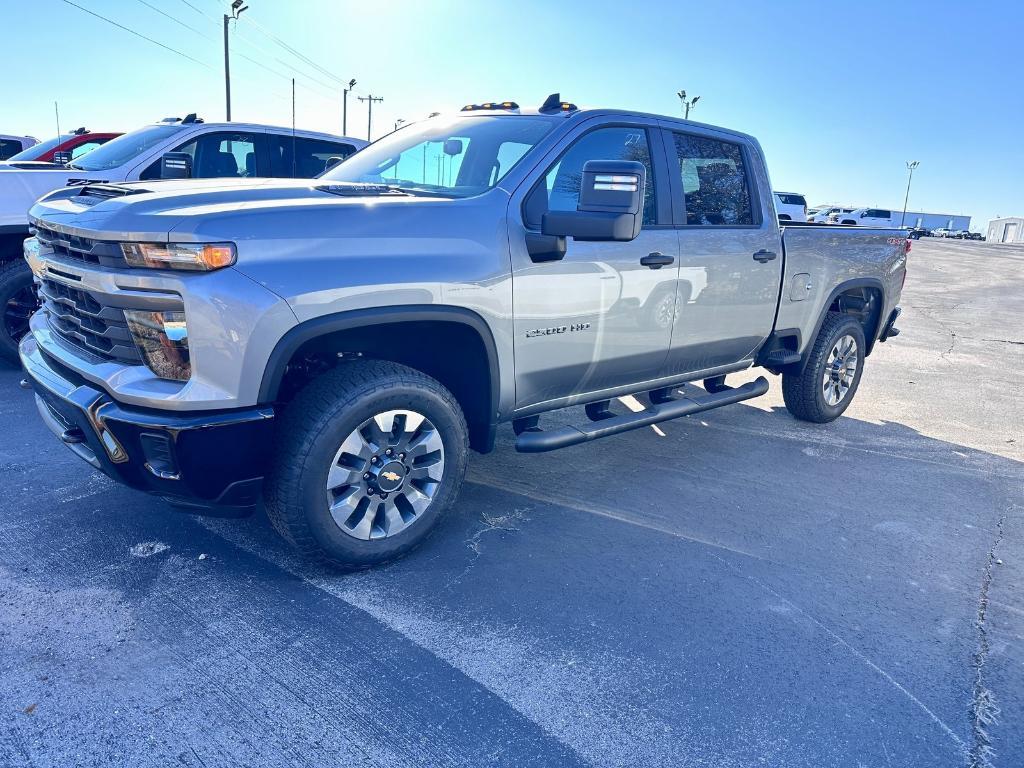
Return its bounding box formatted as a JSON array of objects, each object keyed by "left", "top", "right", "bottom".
[{"left": 1, "top": 238, "right": 1021, "bottom": 767}]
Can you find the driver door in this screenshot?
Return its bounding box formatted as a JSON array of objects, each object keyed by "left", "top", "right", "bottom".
[{"left": 508, "top": 121, "right": 678, "bottom": 412}]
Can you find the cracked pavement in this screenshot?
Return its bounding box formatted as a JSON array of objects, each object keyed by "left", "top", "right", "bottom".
[{"left": 1, "top": 239, "right": 1022, "bottom": 767}]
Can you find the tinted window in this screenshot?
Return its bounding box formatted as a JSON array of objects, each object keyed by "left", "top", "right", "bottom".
[
  {"left": 0, "top": 139, "right": 20, "bottom": 160},
  {"left": 269, "top": 135, "right": 358, "bottom": 178},
  {"left": 141, "top": 131, "right": 257, "bottom": 180},
  {"left": 776, "top": 193, "right": 806, "bottom": 206},
  {"left": 673, "top": 134, "right": 753, "bottom": 226},
  {"left": 864, "top": 209, "right": 891, "bottom": 219},
  {"left": 533, "top": 126, "right": 656, "bottom": 227}
]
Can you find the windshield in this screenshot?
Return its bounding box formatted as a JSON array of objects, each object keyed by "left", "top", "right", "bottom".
[
  {"left": 7, "top": 135, "right": 70, "bottom": 161},
  {"left": 69, "top": 124, "right": 184, "bottom": 171},
  {"left": 322, "top": 115, "right": 558, "bottom": 198}
]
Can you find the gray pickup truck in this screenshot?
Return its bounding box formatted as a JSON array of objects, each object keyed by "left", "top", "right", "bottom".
[{"left": 19, "top": 95, "right": 906, "bottom": 569}]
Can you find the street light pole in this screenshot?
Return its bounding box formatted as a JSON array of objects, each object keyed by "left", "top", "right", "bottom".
[
  {"left": 223, "top": 0, "right": 249, "bottom": 122},
  {"left": 342, "top": 78, "right": 356, "bottom": 135},
  {"left": 901, "top": 160, "right": 920, "bottom": 228},
  {"left": 358, "top": 94, "right": 383, "bottom": 141},
  {"left": 677, "top": 90, "right": 700, "bottom": 120}
]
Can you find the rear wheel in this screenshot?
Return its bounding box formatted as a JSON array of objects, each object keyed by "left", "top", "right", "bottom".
[
  {"left": 782, "top": 312, "right": 866, "bottom": 423},
  {"left": 265, "top": 360, "right": 469, "bottom": 569},
  {"left": 0, "top": 259, "right": 38, "bottom": 364}
]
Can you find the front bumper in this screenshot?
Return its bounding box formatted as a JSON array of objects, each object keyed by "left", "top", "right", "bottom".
[{"left": 20, "top": 333, "right": 275, "bottom": 512}]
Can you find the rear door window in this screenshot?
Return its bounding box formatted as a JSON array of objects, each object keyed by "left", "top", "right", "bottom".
[
  {"left": 672, "top": 133, "right": 754, "bottom": 226},
  {"left": 268, "top": 135, "right": 359, "bottom": 178}
]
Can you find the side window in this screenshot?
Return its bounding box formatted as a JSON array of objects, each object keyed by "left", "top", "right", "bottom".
[
  {"left": 526, "top": 126, "right": 656, "bottom": 228},
  {"left": 70, "top": 141, "right": 103, "bottom": 159},
  {"left": 672, "top": 133, "right": 753, "bottom": 226},
  {"left": 0, "top": 139, "right": 20, "bottom": 160},
  {"left": 268, "top": 135, "right": 358, "bottom": 178},
  {"left": 140, "top": 132, "right": 257, "bottom": 180}
]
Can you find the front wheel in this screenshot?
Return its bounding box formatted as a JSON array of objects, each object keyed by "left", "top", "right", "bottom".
[
  {"left": 782, "top": 312, "right": 866, "bottom": 423},
  {"left": 265, "top": 360, "right": 469, "bottom": 570},
  {"left": 0, "top": 259, "right": 38, "bottom": 364}
]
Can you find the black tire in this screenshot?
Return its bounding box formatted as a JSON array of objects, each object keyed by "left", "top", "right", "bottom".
[
  {"left": 782, "top": 312, "right": 866, "bottom": 423},
  {"left": 265, "top": 359, "right": 469, "bottom": 570},
  {"left": 0, "top": 258, "right": 38, "bottom": 365}
]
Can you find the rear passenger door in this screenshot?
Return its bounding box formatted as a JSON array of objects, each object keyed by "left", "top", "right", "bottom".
[{"left": 662, "top": 127, "right": 782, "bottom": 376}]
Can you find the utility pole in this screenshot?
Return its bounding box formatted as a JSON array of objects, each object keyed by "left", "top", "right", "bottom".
[
  {"left": 358, "top": 94, "right": 383, "bottom": 141},
  {"left": 223, "top": 0, "right": 249, "bottom": 122},
  {"left": 901, "top": 161, "right": 920, "bottom": 228},
  {"left": 342, "top": 78, "right": 356, "bottom": 135},
  {"left": 677, "top": 90, "right": 700, "bottom": 120}
]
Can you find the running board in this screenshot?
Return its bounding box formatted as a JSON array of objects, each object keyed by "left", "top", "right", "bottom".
[{"left": 515, "top": 376, "right": 770, "bottom": 453}]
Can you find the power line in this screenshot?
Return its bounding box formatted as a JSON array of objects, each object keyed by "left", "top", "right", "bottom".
[
  {"left": 177, "top": 0, "right": 219, "bottom": 23},
  {"left": 61, "top": 0, "right": 212, "bottom": 69},
  {"left": 240, "top": 14, "right": 349, "bottom": 87},
  {"left": 135, "top": 0, "right": 214, "bottom": 40}
]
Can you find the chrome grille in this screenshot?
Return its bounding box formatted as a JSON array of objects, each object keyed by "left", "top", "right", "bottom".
[
  {"left": 33, "top": 226, "right": 129, "bottom": 268},
  {"left": 39, "top": 278, "right": 141, "bottom": 364}
]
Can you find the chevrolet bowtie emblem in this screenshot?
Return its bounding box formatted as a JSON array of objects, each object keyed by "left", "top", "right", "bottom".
[{"left": 381, "top": 471, "right": 401, "bottom": 482}]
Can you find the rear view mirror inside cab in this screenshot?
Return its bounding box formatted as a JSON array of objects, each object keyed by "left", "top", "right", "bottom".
[{"left": 443, "top": 139, "right": 463, "bottom": 156}]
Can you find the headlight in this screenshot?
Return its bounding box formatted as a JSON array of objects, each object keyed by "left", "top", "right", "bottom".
[
  {"left": 121, "top": 242, "right": 236, "bottom": 271},
  {"left": 124, "top": 310, "right": 191, "bottom": 381}
]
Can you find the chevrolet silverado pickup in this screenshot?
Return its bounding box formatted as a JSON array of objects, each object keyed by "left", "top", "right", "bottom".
[
  {"left": 19, "top": 95, "right": 906, "bottom": 569},
  {"left": 0, "top": 115, "right": 366, "bottom": 361}
]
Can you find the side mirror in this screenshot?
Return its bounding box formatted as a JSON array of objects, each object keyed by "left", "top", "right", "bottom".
[
  {"left": 542, "top": 160, "right": 646, "bottom": 242},
  {"left": 52, "top": 150, "right": 72, "bottom": 165},
  {"left": 161, "top": 152, "right": 193, "bottom": 179},
  {"left": 325, "top": 156, "right": 344, "bottom": 171}
]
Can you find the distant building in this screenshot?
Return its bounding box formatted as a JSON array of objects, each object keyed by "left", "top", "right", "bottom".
[{"left": 987, "top": 217, "right": 1024, "bottom": 244}]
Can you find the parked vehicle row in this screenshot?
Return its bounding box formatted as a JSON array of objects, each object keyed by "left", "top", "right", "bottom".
[
  {"left": 0, "top": 128, "right": 122, "bottom": 166},
  {"left": 0, "top": 114, "right": 367, "bottom": 360},
  {"left": 17, "top": 96, "right": 907, "bottom": 570}
]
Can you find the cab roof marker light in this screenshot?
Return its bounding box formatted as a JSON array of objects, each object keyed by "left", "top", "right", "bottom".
[{"left": 539, "top": 93, "right": 578, "bottom": 114}]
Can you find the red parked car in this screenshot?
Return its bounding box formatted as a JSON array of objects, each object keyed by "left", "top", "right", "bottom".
[{"left": 3, "top": 128, "right": 121, "bottom": 164}]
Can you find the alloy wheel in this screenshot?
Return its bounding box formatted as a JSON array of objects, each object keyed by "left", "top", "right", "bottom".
[
  {"left": 822, "top": 334, "right": 859, "bottom": 406},
  {"left": 325, "top": 409, "right": 445, "bottom": 540}
]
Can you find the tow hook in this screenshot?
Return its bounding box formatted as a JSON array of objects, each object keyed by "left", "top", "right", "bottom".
[{"left": 19, "top": 378, "right": 31, "bottom": 390}]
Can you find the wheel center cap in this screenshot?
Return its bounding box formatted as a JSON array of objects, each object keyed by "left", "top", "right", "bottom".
[{"left": 374, "top": 460, "right": 406, "bottom": 492}]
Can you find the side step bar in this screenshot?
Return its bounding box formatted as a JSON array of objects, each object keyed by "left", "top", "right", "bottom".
[{"left": 515, "top": 376, "right": 770, "bottom": 453}]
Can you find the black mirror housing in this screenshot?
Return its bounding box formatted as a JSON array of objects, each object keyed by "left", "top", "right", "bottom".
[
  {"left": 541, "top": 160, "right": 646, "bottom": 242},
  {"left": 161, "top": 152, "right": 193, "bottom": 179}
]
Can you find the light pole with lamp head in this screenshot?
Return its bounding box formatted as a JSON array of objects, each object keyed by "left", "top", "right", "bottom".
[{"left": 901, "top": 161, "right": 920, "bottom": 228}]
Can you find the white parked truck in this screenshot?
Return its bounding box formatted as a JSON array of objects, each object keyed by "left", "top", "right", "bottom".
[{"left": 0, "top": 114, "right": 366, "bottom": 361}]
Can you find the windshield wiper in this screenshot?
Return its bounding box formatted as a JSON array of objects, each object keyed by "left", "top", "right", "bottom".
[{"left": 66, "top": 162, "right": 85, "bottom": 170}]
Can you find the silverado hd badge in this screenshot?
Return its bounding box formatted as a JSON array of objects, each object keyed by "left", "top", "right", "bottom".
[{"left": 525, "top": 322, "right": 592, "bottom": 338}]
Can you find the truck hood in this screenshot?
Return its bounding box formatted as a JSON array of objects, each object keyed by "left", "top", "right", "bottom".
[{"left": 27, "top": 177, "right": 477, "bottom": 244}]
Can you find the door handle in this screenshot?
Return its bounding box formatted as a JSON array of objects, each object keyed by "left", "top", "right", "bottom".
[
  {"left": 640, "top": 252, "right": 675, "bottom": 269},
  {"left": 753, "top": 249, "right": 777, "bottom": 263}
]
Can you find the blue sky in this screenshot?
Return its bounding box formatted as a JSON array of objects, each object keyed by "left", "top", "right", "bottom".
[{"left": 3, "top": 0, "right": 1020, "bottom": 229}]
